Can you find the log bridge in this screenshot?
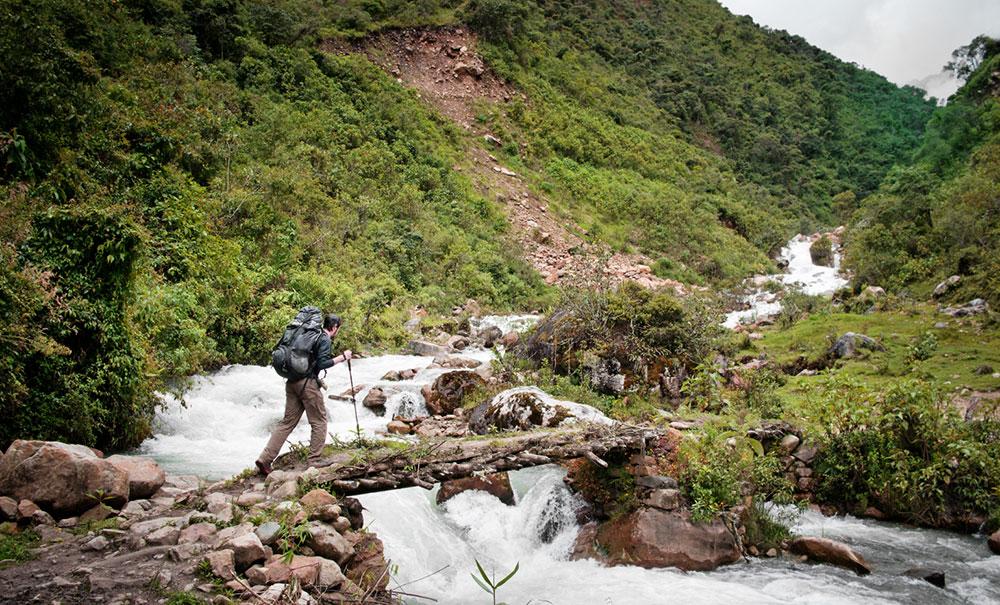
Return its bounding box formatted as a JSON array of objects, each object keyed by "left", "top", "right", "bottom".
[{"left": 308, "top": 425, "right": 662, "bottom": 497}]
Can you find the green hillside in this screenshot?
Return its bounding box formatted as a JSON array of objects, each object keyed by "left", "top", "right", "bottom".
[
  {"left": 844, "top": 37, "right": 1000, "bottom": 303},
  {"left": 0, "top": 0, "right": 936, "bottom": 450}
]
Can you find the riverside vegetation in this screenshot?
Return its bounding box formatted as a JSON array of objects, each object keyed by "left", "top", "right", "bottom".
[{"left": 1, "top": 0, "right": 1000, "bottom": 599}]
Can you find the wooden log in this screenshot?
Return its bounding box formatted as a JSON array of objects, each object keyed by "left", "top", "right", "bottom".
[{"left": 585, "top": 450, "right": 609, "bottom": 468}]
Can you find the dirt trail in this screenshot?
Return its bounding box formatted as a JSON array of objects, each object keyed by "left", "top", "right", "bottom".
[{"left": 323, "top": 27, "right": 686, "bottom": 292}]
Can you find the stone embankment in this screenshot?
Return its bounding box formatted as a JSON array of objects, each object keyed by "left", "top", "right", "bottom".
[{"left": 0, "top": 441, "right": 391, "bottom": 604}]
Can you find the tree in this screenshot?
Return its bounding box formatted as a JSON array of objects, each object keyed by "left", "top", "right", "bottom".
[{"left": 945, "top": 35, "right": 1000, "bottom": 82}]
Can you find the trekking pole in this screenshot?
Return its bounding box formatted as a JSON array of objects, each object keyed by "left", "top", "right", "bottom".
[{"left": 346, "top": 356, "right": 362, "bottom": 444}]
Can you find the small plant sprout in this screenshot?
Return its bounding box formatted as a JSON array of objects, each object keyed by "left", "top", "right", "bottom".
[{"left": 471, "top": 559, "right": 519, "bottom": 605}]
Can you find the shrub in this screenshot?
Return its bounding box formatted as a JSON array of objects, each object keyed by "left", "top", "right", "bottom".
[{"left": 812, "top": 378, "right": 1000, "bottom": 526}]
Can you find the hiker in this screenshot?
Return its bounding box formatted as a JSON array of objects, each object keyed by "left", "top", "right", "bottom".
[{"left": 256, "top": 312, "right": 352, "bottom": 475}]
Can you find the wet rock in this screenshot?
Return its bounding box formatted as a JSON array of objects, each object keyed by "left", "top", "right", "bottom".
[
  {"left": 595, "top": 508, "right": 741, "bottom": 571},
  {"left": 342, "top": 497, "right": 364, "bottom": 530},
  {"left": 105, "top": 455, "right": 166, "bottom": 499},
  {"left": 300, "top": 489, "right": 338, "bottom": 510},
  {"left": 941, "top": 298, "right": 989, "bottom": 317},
  {"left": 446, "top": 335, "right": 470, "bottom": 351},
  {"left": 829, "top": 332, "right": 884, "bottom": 359},
  {"left": 469, "top": 387, "right": 612, "bottom": 434},
  {"left": 988, "top": 530, "right": 1000, "bottom": 555},
  {"left": 933, "top": 275, "right": 961, "bottom": 298},
  {"left": 570, "top": 521, "right": 600, "bottom": 561},
  {"left": 0, "top": 440, "right": 129, "bottom": 516},
  {"left": 362, "top": 388, "right": 387, "bottom": 415},
  {"left": 437, "top": 473, "right": 515, "bottom": 506},
  {"left": 499, "top": 331, "right": 519, "bottom": 348},
  {"left": 423, "top": 370, "right": 486, "bottom": 415},
  {"left": 789, "top": 536, "right": 871, "bottom": 575},
  {"left": 478, "top": 326, "right": 503, "bottom": 348},
  {"left": 205, "top": 549, "right": 235, "bottom": 579},
  {"left": 386, "top": 420, "right": 411, "bottom": 435},
  {"left": 409, "top": 340, "right": 448, "bottom": 357},
  {"left": 307, "top": 522, "right": 354, "bottom": 565},
  {"left": 903, "top": 568, "right": 945, "bottom": 588}
]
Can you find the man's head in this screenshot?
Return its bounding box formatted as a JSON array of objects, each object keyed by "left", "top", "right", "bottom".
[{"left": 323, "top": 314, "right": 341, "bottom": 337}]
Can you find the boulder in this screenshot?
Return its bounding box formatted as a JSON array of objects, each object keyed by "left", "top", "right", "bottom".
[
  {"left": 477, "top": 326, "right": 503, "bottom": 348},
  {"left": 446, "top": 335, "right": 470, "bottom": 351},
  {"left": 205, "top": 549, "right": 235, "bottom": 579},
  {"left": 779, "top": 434, "right": 801, "bottom": 454},
  {"left": 386, "top": 420, "right": 411, "bottom": 435},
  {"left": 179, "top": 522, "right": 218, "bottom": 544},
  {"left": 789, "top": 536, "right": 871, "bottom": 575},
  {"left": 581, "top": 352, "right": 625, "bottom": 396},
  {"left": 309, "top": 504, "right": 342, "bottom": 523},
  {"left": 300, "top": 489, "right": 338, "bottom": 510},
  {"left": 468, "top": 387, "right": 612, "bottom": 434},
  {"left": 79, "top": 503, "right": 116, "bottom": 524},
  {"left": 933, "top": 275, "right": 961, "bottom": 298},
  {"left": 829, "top": 332, "right": 884, "bottom": 359},
  {"left": 307, "top": 522, "right": 354, "bottom": 565},
  {"left": 436, "top": 473, "right": 514, "bottom": 506},
  {"left": 227, "top": 532, "right": 268, "bottom": 570},
  {"left": 594, "top": 508, "right": 741, "bottom": 571},
  {"left": 642, "top": 489, "right": 681, "bottom": 511},
  {"left": 342, "top": 498, "right": 365, "bottom": 530},
  {"left": 105, "top": 455, "right": 166, "bottom": 499},
  {"left": 941, "top": 298, "right": 989, "bottom": 317},
  {"left": 235, "top": 491, "right": 266, "bottom": 507},
  {"left": 859, "top": 286, "right": 886, "bottom": 301},
  {"left": 255, "top": 521, "right": 282, "bottom": 547},
  {"left": 409, "top": 340, "right": 448, "bottom": 357},
  {"left": 146, "top": 525, "right": 181, "bottom": 546},
  {"left": 0, "top": 496, "right": 18, "bottom": 520},
  {"left": 0, "top": 441, "right": 129, "bottom": 516},
  {"left": 362, "top": 388, "right": 387, "bottom": 415},
  {"left": 988, "top": 530, "right": 1000, "bottom": 555},
  {"left": 343, "top": 532, "right": 390, "bottom": 592},
  {"left": 422, "top": 370, "right": 486, "bottom": 415}
]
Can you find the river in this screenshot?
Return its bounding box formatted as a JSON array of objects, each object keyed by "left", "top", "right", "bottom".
[{"left": 136, "top": 251, "right": 999, "bottom": 604}]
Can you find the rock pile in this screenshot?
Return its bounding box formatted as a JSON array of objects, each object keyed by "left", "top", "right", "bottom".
[{"left": 0, "top": 440, "right": 390, "bottom": 604}]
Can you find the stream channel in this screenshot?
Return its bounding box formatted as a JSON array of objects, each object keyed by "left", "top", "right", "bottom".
[{"left": 137, "top": 240, "right": 999, "bottom": 604}]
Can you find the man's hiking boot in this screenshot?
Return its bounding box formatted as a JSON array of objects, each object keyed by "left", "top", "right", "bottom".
[{"left": 255, "top": 459, "right": 272, "bottom": 476}]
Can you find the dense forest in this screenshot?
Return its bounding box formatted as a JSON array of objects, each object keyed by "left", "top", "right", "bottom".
[
  {"left": 0, "top": 0, "right": 955, "bottom": 451},
  {"left": 845, "top": 36, "right": 1000, "bottom": 304}
]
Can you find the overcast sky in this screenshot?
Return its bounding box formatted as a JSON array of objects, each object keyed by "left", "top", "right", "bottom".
[{"left": 717, "top": 0, "right": 1000, "bottom": 99}]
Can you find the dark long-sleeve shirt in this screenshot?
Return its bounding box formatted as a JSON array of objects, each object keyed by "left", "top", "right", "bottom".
[{"left": 313, "top": 333, "right": 336, "bottom": 375}]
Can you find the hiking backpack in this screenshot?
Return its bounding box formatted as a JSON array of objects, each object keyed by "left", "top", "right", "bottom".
[{"left": 271, "top": 306, "right": 324, "bottom": 380}]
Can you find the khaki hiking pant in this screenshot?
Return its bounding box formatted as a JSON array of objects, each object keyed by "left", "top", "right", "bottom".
[{"left": 258, "top": 377, "right": 327, "bottom": 465}]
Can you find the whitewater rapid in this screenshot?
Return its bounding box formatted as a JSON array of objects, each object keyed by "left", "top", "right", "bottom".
[
  {"left": 362, "top": 467, "right": 999, "bottom": 605},
  {"left": 137, "top": 309, "right": 999, "bottom": 604},
  {"left": 724, "top": 234, "right": 849, "bottom": 328}
]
